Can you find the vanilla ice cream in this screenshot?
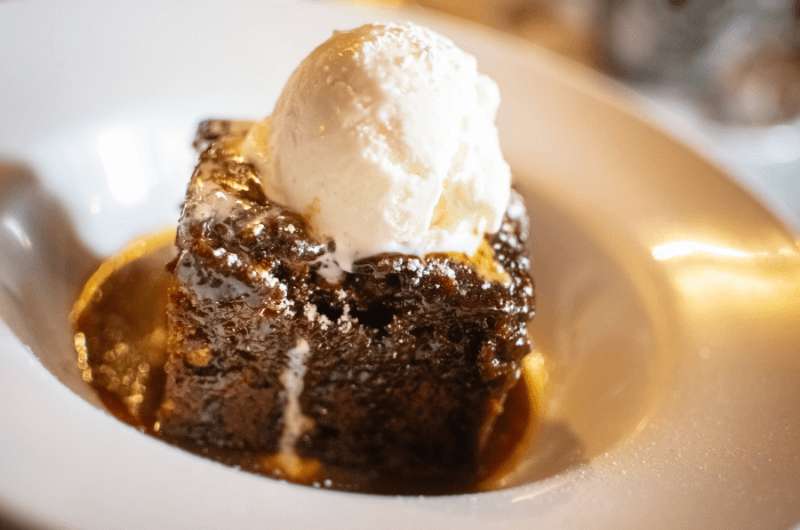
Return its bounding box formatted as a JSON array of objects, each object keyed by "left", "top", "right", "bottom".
[{"left": 243, "top": 22, "right": 511, "bottom": 270}]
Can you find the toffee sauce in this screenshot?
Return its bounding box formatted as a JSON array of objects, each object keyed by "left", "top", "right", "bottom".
[{"left": 72, "top": 234, "right": 541, "bottom": 494}]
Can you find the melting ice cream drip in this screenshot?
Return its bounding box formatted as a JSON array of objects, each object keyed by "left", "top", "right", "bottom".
[{"left": 277, "top": 338, "right": 313, "bottom": 467}]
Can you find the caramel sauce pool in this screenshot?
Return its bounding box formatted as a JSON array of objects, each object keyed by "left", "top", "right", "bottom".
[{"left": 72, "top": 231, "right": 544, "bottom": 495}]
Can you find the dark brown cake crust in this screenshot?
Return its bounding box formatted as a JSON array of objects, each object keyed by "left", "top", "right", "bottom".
[{"left": 159, "top": 120, "right": 535, "bottom": 482}]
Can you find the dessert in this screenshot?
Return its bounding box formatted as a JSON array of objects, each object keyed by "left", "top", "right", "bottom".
[
  {"left": 243, "top": 22, "right": 511, "bottom": 270},
  {"left": 72, "top": 22, "right": 538, "bottom": 493}
]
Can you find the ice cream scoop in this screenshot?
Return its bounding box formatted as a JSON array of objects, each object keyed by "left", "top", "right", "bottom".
[{"left": 243, "top": 22, "right": 511, "bottom": 270}]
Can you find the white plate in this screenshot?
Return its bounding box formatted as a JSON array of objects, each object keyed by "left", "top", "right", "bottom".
[{"left": 1, "top": 2, "right": 799, "bottom": 529}]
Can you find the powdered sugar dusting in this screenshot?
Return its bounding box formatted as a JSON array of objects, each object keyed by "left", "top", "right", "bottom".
[{"left": 303, "top": 303, "right": 318, "bottom": 322}]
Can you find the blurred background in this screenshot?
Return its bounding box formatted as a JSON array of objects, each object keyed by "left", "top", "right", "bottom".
[{"left": 361, "top": 0, "right": 800, "bottom": 232}]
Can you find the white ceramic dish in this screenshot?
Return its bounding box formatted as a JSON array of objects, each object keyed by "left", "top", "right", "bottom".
[{"left": 1, "top": 2, "right": 799, "bottom": 529}]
